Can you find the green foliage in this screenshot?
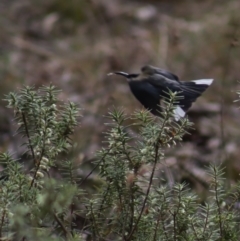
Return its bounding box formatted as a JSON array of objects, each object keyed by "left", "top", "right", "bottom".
[
  {"left": 1, "top": 85, "right": 82, "bottom": 240},
  {"left": 0, "top": 85, "right": 240, "bottom": 240},
  {"left": 84, "top": 91, "right": 240, "bottom": 241}
]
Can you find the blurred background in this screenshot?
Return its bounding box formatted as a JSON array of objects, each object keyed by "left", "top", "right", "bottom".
[{"left": 1, "top": 0, "right": 240, "bottom": 194}]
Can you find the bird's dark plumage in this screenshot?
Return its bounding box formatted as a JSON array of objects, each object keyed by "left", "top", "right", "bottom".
[{"left": 109, "top": 65, "right": 213, "bottom": 120}]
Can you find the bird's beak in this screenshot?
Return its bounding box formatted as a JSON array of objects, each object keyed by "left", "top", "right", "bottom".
[
  {"left": 107, "top": 72, "right": 139, "bottom": 79},
  {"left": 107, "top": 71, "right": 130, "bottom": 78}
]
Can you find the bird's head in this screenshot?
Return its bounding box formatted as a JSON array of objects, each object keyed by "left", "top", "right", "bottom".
[
  {"left": 108, "top": 65, "right": 159, "bottom": 81},
  {"left": 141, "top": 65, "right": 156, "bottom": 75},
  {"left": 110, "top": 65, "right": 156, "bottom": 78}
]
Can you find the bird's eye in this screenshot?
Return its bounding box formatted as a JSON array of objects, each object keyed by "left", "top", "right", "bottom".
[
  {"left": 141, "top": 65, "right": 154, "bottom": 75},
  {"left": 141, "top": 65, "right": 151, "bottom": 73}
]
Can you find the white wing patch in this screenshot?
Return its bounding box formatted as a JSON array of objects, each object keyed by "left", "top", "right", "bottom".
[
  {"left": 173, "top": 106, "right": 185, "bottom": 121},
  {"left": 192, "top": 79, "right": 214, "bottom": 85}
]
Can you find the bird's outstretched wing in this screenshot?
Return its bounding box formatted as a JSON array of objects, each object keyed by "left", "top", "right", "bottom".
[
  {"left": 177, "top": 79, "right": 213, "bottom": 111},
  {"left": 146, "top": 77, "right": 213, "bottom": 120}
]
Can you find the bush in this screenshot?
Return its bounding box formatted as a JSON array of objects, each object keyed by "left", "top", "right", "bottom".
[{"left": 0, "top": 85, "right": 239, "bottom": 240}]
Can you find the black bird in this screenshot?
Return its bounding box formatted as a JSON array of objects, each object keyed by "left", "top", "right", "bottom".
[{"left": 108, "top": 65, "right": 213, "bottom": 120}]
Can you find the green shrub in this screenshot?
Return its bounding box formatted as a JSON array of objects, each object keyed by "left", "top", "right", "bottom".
[{"left": 0, "top": 85, "right": 239, "bottom": 241}]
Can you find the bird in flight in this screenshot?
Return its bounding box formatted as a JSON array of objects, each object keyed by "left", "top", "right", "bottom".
[{"left": 108, "top": 65, "right": 213, "bottom": 120}]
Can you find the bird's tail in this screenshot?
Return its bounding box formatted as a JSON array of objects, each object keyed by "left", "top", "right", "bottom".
[{"left": 173, "top": 79, "right": 213, "bottom": 120}]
